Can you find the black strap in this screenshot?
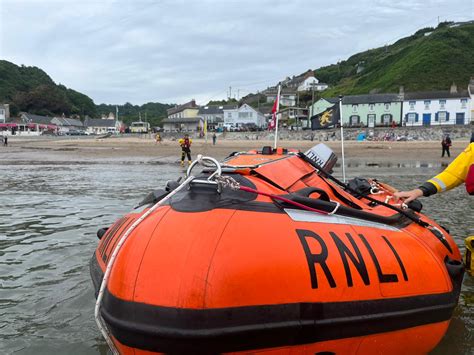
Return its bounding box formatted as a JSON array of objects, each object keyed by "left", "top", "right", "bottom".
[{"left": 297, "top": 152, "right": 429, "bottom": 227}]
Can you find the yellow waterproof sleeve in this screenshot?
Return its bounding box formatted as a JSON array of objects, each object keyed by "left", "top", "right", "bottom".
[{"left": 427, "top": 143, "right": 474, "bottom": 193}]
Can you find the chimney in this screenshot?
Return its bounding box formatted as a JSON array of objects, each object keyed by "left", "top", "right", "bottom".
[
  {"left": 450, "top": 82, "right": 457, "bottom": 93},
  {"left": 399, "top": 86, "right": 404, "bottom": 94}
]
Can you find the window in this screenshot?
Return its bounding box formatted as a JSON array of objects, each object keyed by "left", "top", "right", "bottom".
[
  {"left": 350, "top": 115, "right": 360, "bottom": 125},
  {"left": 439, "top": 100, "right": 446, "bottom": 110},
  {"left": 424, "top": 100, "right": 430, "bottom": 110},
  {"left": 384, "top": 103, "right": 390, "bottom": 110},
  {"left": 238, "top": 112, "right": 250, "bottom": 119},
  {"left": 409, "top": 101, "right": 415, "bottom": 110},
  {"left": 407, "top": 113, "right": 416, "bottom": 123},
  {"left": 461, "top": 99, "right": 467, "bottom": 109},
  {"left": 382, "top": 114, "right": 392, "bottom": 124},
  {"left": 438, "top": 111, "right": 447, "bottom": 121},
  {"left": 227, "top": 112, "right": 232, "bottom": 118},
  {"left": 352, "top": 104, "right": 358, "bottom": 112},
  {"left": 369, "top": 104, "right": 374, "bottom": 111},
  {"left": 0, "top": 109, "right": 4, "bottom": 115}
]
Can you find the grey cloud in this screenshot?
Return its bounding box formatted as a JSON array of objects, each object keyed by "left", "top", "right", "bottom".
[{"left": 1, "top": 0, "right": 473, "bottom": 105}]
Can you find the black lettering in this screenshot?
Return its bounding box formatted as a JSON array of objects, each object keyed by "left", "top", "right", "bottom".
[
  {"left": 330, "top": 232, "right": 370, "bottom": 287},
  {"left": 296, "top": 229, "right": 336, "bottom": 289},
  {"left": 382, "top": 236, "right": 408, "bottom": 281},
  {"left": 358, "top": 234, "right": 398, "bottom": 283}
]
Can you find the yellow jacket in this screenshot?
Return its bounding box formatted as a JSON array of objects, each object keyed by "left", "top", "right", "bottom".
[{"left": 420, "top": 143, "right": 474, "bottom": 196}]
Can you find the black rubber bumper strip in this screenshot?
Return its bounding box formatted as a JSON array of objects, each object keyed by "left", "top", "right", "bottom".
[{"left": 98, "top": 286, "right": 459, "bottom": 354}]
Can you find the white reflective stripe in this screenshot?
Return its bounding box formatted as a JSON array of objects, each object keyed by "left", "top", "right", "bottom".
[
  {"left": 284, "top": 209, "right": 401, "bottom": 232},
  {"left": 431, "top": 177, "right": 447, "bottom": 191}
]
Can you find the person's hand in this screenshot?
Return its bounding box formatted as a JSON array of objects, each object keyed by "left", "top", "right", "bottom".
[{"left": 393, "top": 189, "right": 423, "bottom": 203}]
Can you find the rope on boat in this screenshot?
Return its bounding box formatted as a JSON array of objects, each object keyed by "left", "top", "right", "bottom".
[
  {"left": 95, "top": 155, "right": 223, "bottom": 353},
  {"left": 94, "top": 175, "right": 196, "bottom": 354}
]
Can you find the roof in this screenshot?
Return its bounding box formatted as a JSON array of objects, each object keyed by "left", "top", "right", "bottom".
[
  {"left": 85, "top": 118, "right": 117, "bottom": 128},
  {"left": 342, "top": 93, "right": 401, "bottom": 104},
  {"left": 20, "top": 113, "right": 54, "bottom": 125},
  {"left": 264, "top": 88, "right": 297, "bottom": 96},
  {"left": 320, "top": 97, "right": 338, "bottom": 104},
  {"left": 167, "top": 100, "right": 199, "bottom": 115},
  {"left": 162, "top": 117, "right": 203, "bottom": 124},
  {"left": 197, "top": 105, "right": 237, "bottom": 115},
  {"left": 404, "top": 90, "right": 469, "bottom": 100},
  {"left": 54, "top": 117, "right": 84, "bottom": 127}
]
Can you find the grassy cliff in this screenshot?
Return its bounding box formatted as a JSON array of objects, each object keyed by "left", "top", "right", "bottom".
[{"left": 315, "top": 22, "right": 474, "bottom": 96}]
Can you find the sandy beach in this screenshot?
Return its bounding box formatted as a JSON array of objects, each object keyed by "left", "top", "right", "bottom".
[{"left": 1, "top": 135, "right": 471, "bottom": 164}]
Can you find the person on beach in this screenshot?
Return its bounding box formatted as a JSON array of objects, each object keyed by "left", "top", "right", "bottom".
[
  {"left": 394, "top": 138, "right": 474, "bottom": 202},
  {"left": 3, "top": 135, "right": 7, "bottom": 147},
  {"left": 179, "top": 134, "right": 192, "bottom": 166},
  {"left": 212, "top": 133, "right": 217, "bottom": 146},
  {"left": 442, "top": 134, "right": 452, "bottom": 157},
  {"left": 155, "top": 133, "right": 162, "bottom": 144}
]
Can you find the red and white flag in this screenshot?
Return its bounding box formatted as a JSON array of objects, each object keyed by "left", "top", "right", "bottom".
[{"left": 268, "top": 85, "right": 281, "bottom": 130}]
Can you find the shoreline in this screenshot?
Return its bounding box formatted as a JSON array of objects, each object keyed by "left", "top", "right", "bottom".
[{"left": 0, "top": 135, "right": 470, "bottom": 163}]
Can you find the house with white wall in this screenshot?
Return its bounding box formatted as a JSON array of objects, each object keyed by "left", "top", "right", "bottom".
[
  {"left": 197, "top": 105, "right": 237, "bottom": 131},
  {"left": 265, "top": 88, "right": 297, "bottom": 107},
  {"left": 223, "top": 104, "right": 265, "bottom": 129},
  {"left": 469, "top": 78, "right": 474, "bottom": 123},
  {"left": 0, "top": 104, "right": 10, "bottom": 123},
  {"left": 85, "top": 118, "right": 121, "bottom": 134},
  {"left": 403, "top": 85, "right": 470, "bottom": 126},
  {"left": 297, "top": 76, "right": 328, "bottom": 92}
]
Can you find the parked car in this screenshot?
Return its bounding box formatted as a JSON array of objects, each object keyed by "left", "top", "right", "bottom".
[{"left": 66, "top": 130, "right": 88, "bottom": 136}]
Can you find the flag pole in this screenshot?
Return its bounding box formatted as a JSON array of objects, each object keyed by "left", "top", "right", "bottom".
[
  {"left": 339, "top": 95, "right": 346, "bottom": 182},
  {"left": 273, "top": 84, "right": 281, "bottom": 149}
]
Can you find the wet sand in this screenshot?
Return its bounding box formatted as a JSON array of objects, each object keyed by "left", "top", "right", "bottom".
[{"left": 0, "top": 136, "right": 470, "bottom": 164}]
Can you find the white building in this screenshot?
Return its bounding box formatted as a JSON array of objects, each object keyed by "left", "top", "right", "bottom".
[
  {"left": 265, "top": 88, "right": 297, "bottom": 107},
  {"left": 85, "top": 118, "right": 121, "bottom": 134},
  {"left": 223, "top": 104, "right": 265, "bottom": 129},
  {"left": 469, "top": 78, "right": 474, "bottom": 123},
  {"left": 0, "top": 104, "right": 10, "bottom": 123},
  {"left": 197, "top": 105, "right": 237, "bottom": 131},
  {"left": 403, "top": 86, "right": 470, "bottom": 126},
  {"left": 297, "top": 76, "right": 328, "bottom": 92}
]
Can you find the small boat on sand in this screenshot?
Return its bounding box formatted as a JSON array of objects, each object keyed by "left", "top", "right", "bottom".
[{"left": 90, "top": 144, "right": 464, "bottom": 354}]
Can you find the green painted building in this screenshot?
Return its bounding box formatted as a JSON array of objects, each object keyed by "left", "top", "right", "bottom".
[
  {"left": 310, "top": 94, "right": 403, "bottom": 128},
  {"left": 340, "top": 94, "right": 403, "bottom": 127}
]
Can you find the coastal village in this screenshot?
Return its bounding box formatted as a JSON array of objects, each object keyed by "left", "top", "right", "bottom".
[
  {"left": 1, "top": 73, "right": 473, "bottom": 139},
  {"left": 2, "top": 1, "right": 474, "bottom": 354}
]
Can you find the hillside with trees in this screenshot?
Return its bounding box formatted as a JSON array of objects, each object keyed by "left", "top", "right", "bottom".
[
  {"left": 96, "top": 102, "right": 173, "bottom": 127},
  {"left": 0, "top": 60, "right": 97, "bottom": 117},
  {"left": 0, "top": 60, "right": 173, "bottom": 124}
]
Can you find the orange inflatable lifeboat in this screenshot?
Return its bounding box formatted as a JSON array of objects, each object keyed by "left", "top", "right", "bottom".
[{"left": 90, "top": 144, "right": 464, "bottom": 354}]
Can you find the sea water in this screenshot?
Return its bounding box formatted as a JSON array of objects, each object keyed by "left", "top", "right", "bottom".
[{"left": 0, "top": 159, "right": 472, "bottom": 354}]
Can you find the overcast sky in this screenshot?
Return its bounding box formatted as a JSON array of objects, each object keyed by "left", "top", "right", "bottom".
[{"left": 0, "top": 0, "right": 473, "bottom": 105}]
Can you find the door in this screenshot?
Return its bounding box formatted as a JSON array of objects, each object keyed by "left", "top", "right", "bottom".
[
  {"left": 422, "top": 113, "right": 431, "bottom": 126},
  {"left": 456, "top": 113, "right": 465, "bottom": 125},
  {"left": 368, "top": 114, "right": 375, "bottom": 128}
]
